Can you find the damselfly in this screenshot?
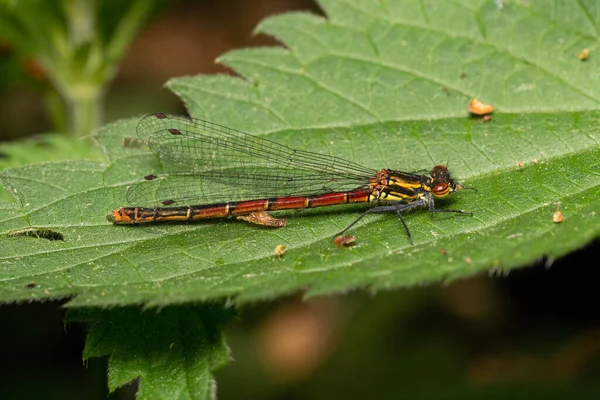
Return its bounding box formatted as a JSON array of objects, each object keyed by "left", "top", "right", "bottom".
[{"left": 110, "top": 113, "right": 475, "bottom": 244}]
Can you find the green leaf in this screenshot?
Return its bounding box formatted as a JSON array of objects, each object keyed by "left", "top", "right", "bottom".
[
  {"left": 66, "top": 304, "right": 234, "bottom": 398},
  {"left": 1, "top": 0, "right": 600, "bottom": 396},
  {"left": 2, "top": 0, "right": 599, "bottom": 305},
  {"left": 0, "top": 133, "right": 103, "bottom": 202}
]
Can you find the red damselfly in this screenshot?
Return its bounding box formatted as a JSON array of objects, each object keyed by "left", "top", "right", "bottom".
[{"left": 110, "top": 113, "right": 475, "bottom": 244}]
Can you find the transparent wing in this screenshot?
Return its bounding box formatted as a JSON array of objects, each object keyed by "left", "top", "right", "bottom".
[{"left": 126, "top": 113, "right": 376, "bottom": 206}]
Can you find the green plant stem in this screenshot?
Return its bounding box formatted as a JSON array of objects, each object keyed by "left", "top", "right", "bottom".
[{"left": 65, "top": 84, "right": 103, "bottom": 139}]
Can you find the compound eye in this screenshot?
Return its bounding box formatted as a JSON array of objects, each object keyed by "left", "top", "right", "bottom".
[{"left": 433, "top": 182, "right": 450, "bottom": 197}]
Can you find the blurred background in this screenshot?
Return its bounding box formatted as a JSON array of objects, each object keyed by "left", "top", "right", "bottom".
[
  {"left": 0, "top": 1, "right": 599, "bottom": 399},
  {"left": 0, "top": 0, "right": 322, "bottom": 140}
]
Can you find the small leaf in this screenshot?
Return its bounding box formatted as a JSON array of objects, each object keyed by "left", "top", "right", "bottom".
[{"left": 66, "top": 304, "right": 234, "bottom": 398}]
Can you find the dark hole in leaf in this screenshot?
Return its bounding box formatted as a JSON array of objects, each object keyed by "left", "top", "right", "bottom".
[
  {"left": 24, "top": 282, "right": 37, "bottom": 289},
  {"left": 7, "top": 228, "right": 65, "bottom": 241}
]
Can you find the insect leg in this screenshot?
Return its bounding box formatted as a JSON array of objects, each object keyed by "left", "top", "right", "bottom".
[
  {"left": 334, "top": 200, "right": 428, "bottom": 244},
  {"left": 427, "top": 195, "right": 472, "bottom": 215}
]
